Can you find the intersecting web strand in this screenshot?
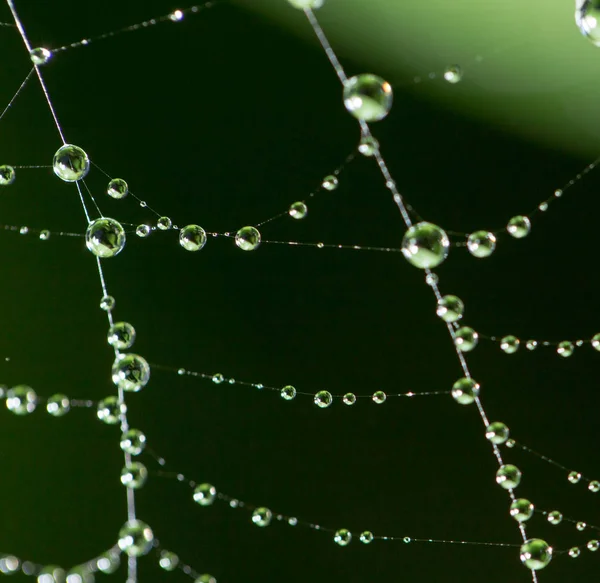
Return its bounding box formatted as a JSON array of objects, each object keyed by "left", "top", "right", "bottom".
[{"left": 2, "top": 1, "right": 600, "bottom": 582}]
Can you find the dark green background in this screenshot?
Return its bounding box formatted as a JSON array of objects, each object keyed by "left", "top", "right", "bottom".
[{"left": 0, "top": 1, "right": 598, "bottom": 582}]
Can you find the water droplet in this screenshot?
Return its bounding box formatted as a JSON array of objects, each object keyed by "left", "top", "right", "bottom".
[
  {"left": 100, "top": 295, "right": 115, "bottom": 311},
  {"left": 287, "top": 0, "right": 323, "bottom": 8},
  {"left": 547, "top": 511, "right": 562, "bottom": 525},
  {"left": 120, "top": 462, "right": 148, "bottom": 489},
  {"left": 569, "top": 547, "right": 581, "bottom": 558},
  {"left": 589, "top": 480, "right": 600, "bottom": 492},
  {"left": 372, "top": 391, "right": 386, "bottom": 404},
  {"left": 46, "top": 394, "right": 70, "bottom": 417},
  {"left": 519, "top": 539, "right": 553, "bottom": 570},
  {"left": 53, "top": 144, "right": 90, "bottom": 182},
  {"left": 401, "top": 222, "right": 450, "bottom": 269},
  {"left": 111, "top": 353, "right": 150, "bottom": 392},
  {"left": 6, "top": 385, "right": 37, "bottom": 415},
  {"left": 322, "top": 175, "right": 339, "bottom": 191},
  {"left": 314, "top": 390, "right": 333, "bottom": 408},
  {"left": 96, "top": 396, "right": 126, "bottom": 424},
  {"left": 159, "top": 550, "right": 179, "bottom": 571},
  {"left": 280, "top": 385, "right": 296, "bottom": 400},
  {"left": 193, "top": 483, "right": 217, "bottom": 506},
  {"left": 334, "top": 529, "right": 352, "bottom": 546},
  {"left": 587, "top": 540, "right": 599, "bottom": 551},
  {"left": 343, "top": 74, "right": 393, "bottom": 122},
  {"left": 425, "top": 273, "right": 438, "bottom": 286},
  {"left": 85, "top": 217, "right": 126, "bottom": 258},
  {"left": 19, "top": 226, "right": 28, "bottom": 234},
  {"left": 0, "top": 165, "right": 15, "bottom": 186},
  {"left": 467, "top": 230, "right": 496, "bottom": 258},
  {"left": 500, "top": 335, "right": 520, "bottom": 354},
  {"left": 118, "top": 520, "right": 154, "bottom": 557},
  {"left": 30, "top": 47, "right": 52, "bottom": 66},
  {"left": 358, "top": 136, "right": 379, "bottom": 156},
  {"left": 235, "top": 226, "right": 261, "bottom": 251},
  {"left": 496, "top": 464, "right": 522, "bottom": 489},
  {"left": 576, "top": 2, "right": 600, "bottom": 45},
  {"left": 510, "top": 499, "right": 534, "bottom": 523},
  {"left": 451, "top": 377, "right": 480, "bottom": 405},
  {"left": 454, "top": 327, "right": 478, "bottom": 352},
  {"left": 157, "top": 216, "right": 172, "bottom": 230},
  {"left": 107, "top": 178, "right": 128, "bottom": 199},
  {"left": 289, "top": 202, "right": 307, "bottom": 219},
  {"left": 252, "top": 507, "right": 272, "bottom": 527},
  {"left": 443, "top": 65, "right": 462, "bottom": 83},
  {"left": 179, "top": 224, "right": 207, "bottom": 251},
  {"left": 557, "top": 341, "right": 574, "bottom": 358},
  {"left": 436, "top": 295, "right": 464, "bottom": 322},
  {"left": 343, "top": 392, "right": 356, "bottom": 405},
  {"left": 120, "top": 429, "right": 147, "bottom": 456},
  {"left": 485, "top": 422, "right": 509, "bottom": 444},
  {"left": 538, "top": 202, "right": 548, "bottom": 212},
  {"left": 360, "top": 531, "right": 374, "bottom": 544},
  {"left": 212, "top": 373, "right": 224, "bottom": 384},
  {"left": 568, "top": 470, "right": 582, "bottom": 484},
  {"left": 136, "top": 224, "right": 151, "bottom": 238},
  {"left": 577, "top": 521, "right": 587, "bottom": 531},
  {"left": 169, "top": 10, "right": 184, "bottom": 21},
  {"left": 507, "top": 215, "right": 531, "bottom": 238},
  {"left": 525, "top": 340, "right": 538, "bottom": 351},
  {"left": 39, "top": 230, "right": 50, "bottom": 241},
  {"left": 107, "top": 322, "right": 136, "bottom": 350}
]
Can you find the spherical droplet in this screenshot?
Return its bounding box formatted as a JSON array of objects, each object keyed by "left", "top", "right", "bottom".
[
  {"left": 6, "top": 385, "right": 37, "bottom": 415},
  {"left": 505, "top": 438, "right": 516, "bottom": 448},
  {"left": 360, "top": 531, "right": 374, "bottom": 544},
  {"left": 53, "top": 144, "right": 90, "bottom": 182},
  {"left": 343, "top": 392, "right": 356, "bottom": 405},
  {"left": 47, "top": 394, "right": 70, "bottom": 417},
  {"left": 314, "top": 390, "right": 333, "bottom": 408},
  {"left": 107, "top": 178, "right": 128, "bottom": 199},
  {"left": 569, "top": 547, "right": 581, "bottom": 558},
  {"left": 193, "top": 483, "right": 217, "bottom": 506},
  {"left": 485, "top": 422, "right": 509, "bottom": 444},
  {"left": 0, "top": 556, "right": 20, "bottom": 574},
  {"left": 0, "top": 165, "right": 16, "bottom": 185},
  {"left": 577, "top": 521, "right": 587, "bottom": 531},
  {"left": 454, "top": 327, "right": 478, "bottom": 352},
  {"left": 358, "top": 136, "right": 379, "bottom": 156},
  {"left": 451, "top": 377, "right": 480, "bottom": 405},
  {"left": 589, "top": 480, "right": 600, "bottom": 492},
  {"left": 97, "top": 396, "right": 126, "bottom": 424},
  {"left": 120, "top": 429, "right": 147, "bottom": 456},
  {"left": 179, "top": 224, "right": 207, "bottom": 251},
  {"left": 507, "top": 215, "right": 531, "bottom": 238},
  {"left": 37, "top": 565, "right": 66, "bottom": 583},
  {"left": 401, "top": 222, "right": 450, "bottom": 269},
  {"left": 287, "top": 0, "right": 323, "bottom": 9},
  {"left": 587, "top": 540, "right": 599, "bottom": 552},
  {"left": 111, "top": 354, "right": 150, "bottom": 392},
  {"left": 39, "top": 230, "right": 50, "bottom": 241},
  {"left": 496, "top": 464, "right": 522, "bottom": 489},
  {"left": 436, "top": 295, "right": 464, "bottom": 322},
  {"left": 252, "top": 507, "right": 272, "bottom": 527},
  {"left": 443, "top": 65, "right": 462, "bottom": 83},
  {"left": 343, "top": 74, "right": 393, "bottom": 122},
  {"left": 467, "top": 230, "right": 496, "bottom": 258},
  {"left": 159, "top": 550, "right": 179, "bottom": 571},
  {"left": 557, "top": 341, "right": 574, "bottom": 358},
  {"left": 526, "top": 340, "right": 538, "bottom": 351},
  {"left": 334, "top": 529, "right": 352, "bottom": 546},
  {"left": 157, "top": 216, "right": 172, "bottom": 230},
  {"left": 577, "top": 1, "right": 600, "bottom": 46},
  {"left": 96, "top": 551, "right": 120, "bottom": 574},
  {"left": 30, "top": 47, "right": 52, "bottom": 66},
  {"left": 107, "top": 322, "right": 136, "bottom": 350},
  {"left": 510, "top": 499, "right": 534, "bottom": 523},
  {"left": 136, "top": 224, "right": 151, "bottom": 238},
  {"left": 500, "top": 335, "right": 520, "bottom": 354},
  {"left": 100, "top": 295, "right": 115, "bottom": 311},
  {"left": 281, "top": 385, "right": 296, "bottom": 400},
  {"left": 425, "top": 273, "right": 438, "bottom": 286},
  {"left": 118, "top": 519, "right": 154, "bottom": 557},
  {"left": 194, "top": 576, "right": 216, "bottom": 583},
  {"left": 212, "top": 373, "right": 225, "bottom": 384},
  {"left": 85, "top": 217, "right": 126, "bottom": 258},
  {"left": 592, "top": 333, "right": 600, "bottom": 351},
  {"left": 568, "top": 470, "right": 582, "bottom": 484},
  {"left": 372, "top": 391, "right": 386, "bottom": 404},
  {"left": 289, "top": 202, "right": 307, "bottom": 219},
  {"left": 547, "top": 511, "right": 562, "bottom": 525},
  {"left": 322, "top": 175, "right": 339, "bottom": 191},
  {"left": 520, "top": 539, "right": 553, "bottom": 570},
  {"left": 235, "top": 226, "right": 261, "bottom": 251},
  {"left": 120, "top": 462, "right": 148, "bottom": 489}
]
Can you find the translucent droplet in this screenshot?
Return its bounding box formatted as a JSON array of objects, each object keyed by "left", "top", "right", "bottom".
[
  {"left": 451, "top": 377, "right": 480, "bottom": 405},
  {"left": 281, "top": 385, "right": 296, "bottom": 400},
  {"left": 111, "top": 353, "right": 150, "bottom": 392},
  {"left": 403, "top": 537, "right": 411, "bottom": 543},
  {"left": 39, "top": 230, "right": 50, "bottom": 241},
  {"left": 289, "top": 202, "right": 307, "bottom": 219},
  {"left": 425, "top": 273, "right": 438, "bottom": 286},
  {"left": 372, "top": 391, "right": 386, "bottom": 404},
  {"left": 587, "top": 540, "right": 599, "bottom": 552},
  {"left": 547, "top": 510, "right": 562, "bottom": 525},
  {"left": 96, "top": 552, "right": 120, "bottom": 574},
  {"left": 485, "top": 422, "right": 509, "bottom": 444},
  {"left": 519, "top": 539, "right": 553, "bottom": 570},
  {"left": 343, "top": 74, "right": 393, "bottom": 122},
  {"left": 500, "top": 335, "right": 520, "bottom": 354},
  {"left": 592, "top": 333, "right": 600, "bottom": 351},
  {"left": 322, "top": 175, "right": 339, "bottom": 191},
  {"left": 179, "top": 224, "right": 207, "bottom": 251},
  {"left": 107, "top": 178, "right": 128, "bottom": 199},
  {"left": 314, "top": 390, "right": 333, "bottom": 408},
  {"left": 37, "top": 565, "right": 65, "bottom": 583},
  {"left": 117, "top": 519, "right": 154, "bottom": 557},
  {"left": 212, "top": 373, "right": 224, "bottom": 384},
  {"left": 507, "top": 215, "right": 531, "bottom": 238},
  {"left": 454, "top": 327, "right": 478, "bottom": 352},
  {"left": 0, "top": 165, "right": 15, "bottom": 185},
  {"left": 97, "top": 396, "right": 126, "bottom": 424},
  {"left": 467, "top": 230, "right": 496, "bottom": 258},
  {"left": 169, "top": 10, "right": 184, "bottom": 21},
  {"left": 358, "top": 136, "right": 379, "bottom": 156},
  {"left": 159, "top": 550, "right": 179, "bottom": 571},
  {"left": 19, "top": 226, "right": 28, "bottom": 234},
  {"left": 0, "top": 556, "right": 20, "bottom": 574},
  {"left": 334, "top": 529, "right": 352, "bottom": 546},
  {"left": 288, "top": 517, "right": 298, "bottom": 526},
  {"left": 287, "top": 0, "right": 323, "bottom": 9},
  {"left": 107, "top": 322, "right": 136, "bottom": 350},
  {"left": 360, "top": 531, "right": 374, "bottom": 544},
  {"left": 557, "top": 341, "right": 574, "bottom": 358},
  {"left": 401, "top": 222, "right": 450, "bottom": 269},
  {"left": 436, "top": 295, "right": 464, "bottom": 322},
  {"left": 252, "top": 507, "right": 272, "bottom": 527},
  {"left": 510, "top": 499, "right": 534, "bottom": 523},
  {"left": 538, "top": 202, "right": 548, "bottom": 211},
  {"left": 443, "top": 65, "right": 462, "bottom": 83},
  {"left": 193, "top": 483, "right": 217, "bottom": 506},
  {"left": 6, "top": 385, "right": 37, "bottom": 415},
  {"left": 576, "top": 1, "right": 600, "bottom": 46},
  {"left": 589, "top": 480, "right": 600, "bottom": 492},
  {"left": 568, "top": 470, "right": 582, "bottom": 484},
  {"left": 577, "top": 521, "right": 587, "bottom": 531},
  {"left": 85, "top": 217, "right": 126, "bottom": 258},
  {"left": 120, "top": 462, "right": 148, "bottom": 489},
  {"left": 343, "top": 392, "right": 356, "bottom": 405},
  {"left": 120, "top": 429, "right": 147, "bottom": 456},
  {"left": 195, "top": 576, "right": 216, "bottom": 583},
  {"left": 569, "top": 547, "right": 581, "bottom": 558},
  {"left": 100, "top": 295, "right": 115, "bottom": 311},
  {"left": 526, "top": 340, "right": 538, "bottom": 351},
  {"left": 136, "top": 224, "right": 151, "bottom": 238},
  {"left": 53, "top": 144, "right": 90, "bottom": 182},
  {"left": 47, "top": 394, "right": 70, "bottom": 417},
  {"left": 505, "top": 438, "right": 516, "bottom": 448},
  {"left": 496, "top": 464, "right": 522, "bottom": 490},
  {"left": 235, "top": 226, "right": 261, "bottom": 251},
  {"left": 157, "top": 216, "right": 172, "bottom": 230},
  {"left": 30, "top": 47, "right": 52, "bottom": 66}
]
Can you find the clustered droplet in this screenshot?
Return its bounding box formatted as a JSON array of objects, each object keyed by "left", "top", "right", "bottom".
[
  {"left": 53, "top": 144, "right": 90, "bottom": 182},
  {"left": 85, "top": 217, "right": 126, "bottom": 258},
  {"left": 401, "top": 222, "right": 450, "bottom": 269},
  {"left": 343, "top": 74, "right": 393, "bottom": 122},
  {"left": 496, "top": 464, "right": 522, "bottom": 490},
  {"left": 289, "top": 202, "right": 307, "bottom": 219}
]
